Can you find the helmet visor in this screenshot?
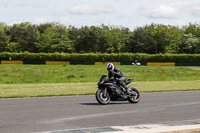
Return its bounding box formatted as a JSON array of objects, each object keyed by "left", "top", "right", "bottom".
[{"left": 107, "top": 67, "right": 112, "bottom": 71}]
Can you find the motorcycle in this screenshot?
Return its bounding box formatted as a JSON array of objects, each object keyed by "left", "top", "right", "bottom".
[{"left": 96, "top": 75, "right": 140, "bottom": 105}]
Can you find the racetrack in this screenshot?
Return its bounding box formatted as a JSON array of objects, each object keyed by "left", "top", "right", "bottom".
[{"left": 0, "top": 91, "right": 200, "bottom": 133}]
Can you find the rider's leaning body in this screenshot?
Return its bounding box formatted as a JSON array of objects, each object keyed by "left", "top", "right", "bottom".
[{"left": 107, "top": 63, "right": 128, "bottom": 92}]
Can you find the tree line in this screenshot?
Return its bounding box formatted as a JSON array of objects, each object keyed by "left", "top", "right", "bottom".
[{"left": 0, "top": 22, "right": 200, "bottom": 54}]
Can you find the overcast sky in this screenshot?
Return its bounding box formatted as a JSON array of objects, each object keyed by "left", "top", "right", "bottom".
[{"left": 1, "top": 0, "right": 200, "bottom": 30}]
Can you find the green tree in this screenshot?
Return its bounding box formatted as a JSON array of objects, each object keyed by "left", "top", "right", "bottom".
[
  {"left": 130, "top": 24, "right": 182, "bottom": 54},
  {"left": 69, "top": 25, "right": 105, "bottom": 53},
  {"left": 73, "top": 26, "right": 93, "bottom": 53},
  {"left": 164, "top": 25, "right": 183, "bottom": 53},
  {"left": 195, "top": 41, "right": 200, "bottom": 53},
  {"left": 8, "top": 22, "right": 38, "bottom": 52},
  {"left": 183, "top": 23, "right": 200, "bottom": 38},
  {"left": 145, "top": 24, "right": 169, "bottom": 54},
  {"left": 129, "top": 27, "right": 147, "bottom": 53},
  {"left": 181, "top": 33, "right": 200, "bottom": 53},
  {"left": 102, "top": 25, "right": 130, "bottom": 53},
  {"left": 181, "top": 23, "right": 200, "bottom": 54},
  {"left": 36, "top": 23, "right": 73, "bottom": 53},
  {"left": 0, "top": 23, "right": 10, "bottom": 52}
]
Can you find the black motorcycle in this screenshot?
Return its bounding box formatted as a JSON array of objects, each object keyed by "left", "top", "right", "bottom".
[{"left": 96, "top": 75, "right": 140, "bottom": 105}]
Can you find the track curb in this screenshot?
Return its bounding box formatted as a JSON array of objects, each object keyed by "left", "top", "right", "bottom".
[{"left": 35, "top": 119, "right": 200, "bottom": 133}]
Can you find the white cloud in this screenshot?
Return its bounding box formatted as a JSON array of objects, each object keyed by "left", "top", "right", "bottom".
[
  {"left": 137, "top": 5, "right": 147, "bottom": 16},
  {"left": 60, "top": 17, "right": 76, "bottom": 25},
  {"left": 188, "top": 5, "right": 200, "bottom": 17},
  {"left": 149, "top": 5, "right": 178, "bottom": 19},
  {"left": 16, "top": 2, "right": 27, "bottom": 7},
  {"left": 8, "top": 21, "right": 22, "bottom": 26},
  {"left": 99, "top": 6, "right": 116, "bottom": 14},
  {"left": 50, "top": 12, "right": 66, "bottom": 18},
  {"left": 32, "top": 1, "right": 47, "bottom": 8},
  {"left": 68, "top": 5, "right": 116, "bottom": 15},
  {"left": 15, "top": 2, "right": 47, "bottom": 8},
  {"left": 164, "top": 21, "right": 187, "bottom": 27},
  {"left": 0, "top": 1, "right": 9, "bottom": 7},
  {"left": 68, "top": 5, "right": 91, "bottom": 15},
  {"left": 34, "top": 17, "right": 46, "bottom": 24}
]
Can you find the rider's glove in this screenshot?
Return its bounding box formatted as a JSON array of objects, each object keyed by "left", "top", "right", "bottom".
[{"left": 109, "top": 71, "right": 114, "bottom": 76}]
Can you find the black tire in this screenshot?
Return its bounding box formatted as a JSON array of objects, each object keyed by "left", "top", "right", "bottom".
[
  {"left": 96, "top": 89, "right": 110, "bottom": 105},
  {"left": 127, "top": 87, "right": 140, "bottom": 103}
]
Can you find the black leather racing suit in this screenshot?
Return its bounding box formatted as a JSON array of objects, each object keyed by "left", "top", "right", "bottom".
[{"left": 108, "top": 67, "right": 127, "bottom": 91}]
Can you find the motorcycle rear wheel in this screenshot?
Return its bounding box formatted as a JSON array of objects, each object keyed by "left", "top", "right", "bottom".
[
  {"left": 127, "top": 87, "right": 140, "bottom": 103},
  {"left": 96, "top": 89, "right": 110, "bottom": 105}
]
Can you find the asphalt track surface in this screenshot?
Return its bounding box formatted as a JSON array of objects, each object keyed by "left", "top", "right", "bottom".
[{"left": 0, "top": 91, "right": 200, "bottom": 133}]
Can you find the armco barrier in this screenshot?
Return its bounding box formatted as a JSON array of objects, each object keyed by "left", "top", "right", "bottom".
[
  {"left": 175, "top": 63, "right": 200, "bottom": 66},
  {"left": 1, "top": 60, "right": 23, "bottom": 64},
  {"left": 147, "top": 62, "right": 175, "bottom": 66},
  {"left": 120, "top": 62, "right": 133, "bottom": 65},
  {"left": 0, "top": 60, "right": 200, "bottom": 66},
  {"left": 95, "top": 62, "right": 120, "bottom": 65},
  {"left": 120, "top": 62, "right": 147, "bottom": 65},
  {"left": 46, "top": 61, "right": 70, "bottom": 65},
  {"left": 70, "top": 62, "right": 94, "bottom": 65},
  {"left": 23, "top": 61, "right": 46, "bottom": 65}
]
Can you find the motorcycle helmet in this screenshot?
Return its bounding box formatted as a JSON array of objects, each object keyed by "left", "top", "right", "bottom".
[{"left": 107, "top": 63, "right": 114, "bottom": 71}]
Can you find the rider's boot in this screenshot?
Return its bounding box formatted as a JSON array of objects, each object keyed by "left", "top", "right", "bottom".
[
  {"left": 122, "top": 83, "right": 129, "bottom": 94},
  {"left": 121, "top": 92, "right": 128, "bottom": 99},
  {"left": 121, "top": 86, "right": 129, "bottom": 99}
]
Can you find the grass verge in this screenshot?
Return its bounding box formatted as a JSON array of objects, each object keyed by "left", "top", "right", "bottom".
[
  {"left": 0, "top": 65, "right": 200, "bottom": 84},
  {"left": 1, "top": 80, "right": 200, "bottom": 98}
]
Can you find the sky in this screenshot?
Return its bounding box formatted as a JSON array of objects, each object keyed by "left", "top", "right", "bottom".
[{"left": 1, "top": 0, "right": 200, "bottom": 30}]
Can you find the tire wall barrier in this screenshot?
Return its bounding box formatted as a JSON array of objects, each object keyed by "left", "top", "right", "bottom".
[
  {"left": 147, "top": 62, "right": 175, "bottom": 66},
  {"left": 95, "top": 62, "right": 120, "bottom": 65},
  {"left": 0, "top": 61, "right": 200, "bottom": 66},
  {"left": 1, "top": 60, "right": 23, "bottom": 65},
  {"left": 46, "top": 61, "right": 70, "bottom": 65}
]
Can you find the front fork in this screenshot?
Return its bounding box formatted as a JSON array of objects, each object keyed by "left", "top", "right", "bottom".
[{"left": 103, "top": 87, "right": 107, "bottom": 97}]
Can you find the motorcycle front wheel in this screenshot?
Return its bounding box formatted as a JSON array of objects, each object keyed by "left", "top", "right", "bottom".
[
  {"left": 127, "top": 87, "right": 140, "bottom": 103},
  {"left": 96, "top": 88, "right": 110, "bottom": 105}
]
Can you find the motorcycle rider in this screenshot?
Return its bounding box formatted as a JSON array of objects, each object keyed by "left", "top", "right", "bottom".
[{"left": 107, "top": 63, "right": 128, "bottom": 93}]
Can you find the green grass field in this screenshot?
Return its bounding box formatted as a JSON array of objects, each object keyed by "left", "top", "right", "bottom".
[{"left": 0, "top": 65, "right": 200, "bottom": 98}]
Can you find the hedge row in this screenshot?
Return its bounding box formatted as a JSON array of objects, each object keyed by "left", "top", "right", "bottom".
[{"left": 0, "top": 52, "right": 200, "bottom": 63}]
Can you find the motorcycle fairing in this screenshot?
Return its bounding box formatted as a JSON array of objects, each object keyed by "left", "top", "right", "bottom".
[{"left": 102, "top": 82, "right": 123, "bottom": 100}]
